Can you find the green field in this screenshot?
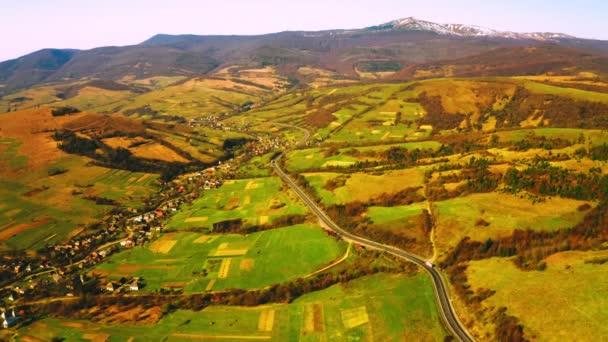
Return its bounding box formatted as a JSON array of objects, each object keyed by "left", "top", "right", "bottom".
[
  {"left": 368, "top": 202, "right": 428, "bottom": 226},
  {"left": 94, "top": 224, "right": 346, "bottom": 292},
  {"left": 168, "top": 177, "right": 307, "bottom": 230},
  {"left": 17, "top": 273, "right": 447, "bottom": 341},
  {"left": 466, "top": 251, "right": 608, "bottom": 341}
]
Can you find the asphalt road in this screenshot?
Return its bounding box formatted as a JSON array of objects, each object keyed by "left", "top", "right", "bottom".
[{"left": 271, "top": 153, "right": 475, "bottom": 342}]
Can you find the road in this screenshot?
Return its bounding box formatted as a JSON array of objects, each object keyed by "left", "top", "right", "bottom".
[{"left": 271, "top": 153, "right": 474, "bottom": 342}]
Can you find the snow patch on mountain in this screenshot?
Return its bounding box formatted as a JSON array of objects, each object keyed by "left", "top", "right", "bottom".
[{"left": 371, "top": 17, "right": 575, "bottom": 41}]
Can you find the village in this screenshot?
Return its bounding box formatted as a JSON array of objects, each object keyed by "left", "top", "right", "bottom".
[{"left": 0, "top": 161, "right": 234, "bottom": 329}]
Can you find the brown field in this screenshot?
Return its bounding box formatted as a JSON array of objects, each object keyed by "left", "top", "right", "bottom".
[
  {"left": 83, "top": 333, "right": 110, "bottom": 342},
  {"left": 340, "top": 306, "right": 369, "bottom": 329},
  {"left": 149, "top": 239, "right": 177, "bottom": 254},
  {"left": 101, "top": 136, "right": 149, "bottom": 149},
  {"left": 117, "top": 264, "right": 174, "bottom": 272},
  {"left": 304, "top": 303, "right": 325, "bottom": 333},
  {"left": 98, "top": 305, "right": 163, "bottom": 325},
  {"left": 185, "top": 216, "right": 209, "bottom": 223},
  {"left": 22, "top": 187, "right": 49, "bottom": 197},
  {"left": 129, "top": 142, "right": 189, "bottom": 163},
  {"left": 162, "top": 282, "right": 188, "bottom": 288},
  {"left": 258, "top": 309, "right": 275, "bottom": 332},
  {"left": 171, "top": 333, "right": 271, "bottom": 340},
  {"left": 60, "top": 321, "right": 86, "bottom": 329},
  {"left": 224, "top": 198, "right": 240, "bottom": 210},
  {"left": 218, "top": 258, "right": 232, "bottom": 279},
  {"left": 0, "top": 217, "right": 52, "bottom": 241},
  {"left": 240, "top": 258, "right": 254, "bottom": 271},
  {"left": 20, "top": 336, "right": 45, "bottom": 342}
]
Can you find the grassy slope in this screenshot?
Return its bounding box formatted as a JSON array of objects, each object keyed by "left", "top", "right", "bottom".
[{"left": 467, "top": 252, "right": 608, "bottom": 341}]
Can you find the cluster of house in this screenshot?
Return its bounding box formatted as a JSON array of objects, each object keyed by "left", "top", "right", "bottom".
[
  {"left": 189, "top": 115, "right": 225, "bottom": 129},
  {"left": 1, "top": 262, "right": 35, "bottom": 275},
  {"left": 245, "top": 136, "right": 283, "bottom": 156}
]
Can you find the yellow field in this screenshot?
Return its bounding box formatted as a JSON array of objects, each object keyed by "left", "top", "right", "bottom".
[
  {"left": 149, "top": 240, "right": 177, "bottom": 254},
  {"left": 257, "top": 310, "right": 275, "bottom": 332},
  {"left": 193, "top": 235, "right": 211, "bottom": 243},
  {"left": 340, "top": 306, "right": 369, "bottom": 329},
  {"left": 218, "top": 258, "right": 232, "bottom": 279}
]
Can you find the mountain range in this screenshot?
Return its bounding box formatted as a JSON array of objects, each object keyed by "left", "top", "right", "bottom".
[{"left": 1, "top": 17, "right": 607, "bottom": 95}]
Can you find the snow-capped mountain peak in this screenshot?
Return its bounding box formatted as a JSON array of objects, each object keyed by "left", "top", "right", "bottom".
[{"left": 370, "top": 17, "right": 575, "bottom": 41}]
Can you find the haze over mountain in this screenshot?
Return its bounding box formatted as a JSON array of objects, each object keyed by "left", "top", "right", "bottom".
[{"left": 1, "top": 17, "right": 607, "bottom": 95}]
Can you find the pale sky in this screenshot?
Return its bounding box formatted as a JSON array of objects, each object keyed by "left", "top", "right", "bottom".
[{"left": 1, "top": 0, "right": 607, "bottom": 62}]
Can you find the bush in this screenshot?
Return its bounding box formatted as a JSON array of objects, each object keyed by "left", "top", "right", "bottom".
[
  {"left": 51, "top": 106, "right": 80, "bottom": 116},
  {"left": 48, "top": 167, "right": 67, "bottom": 176}
]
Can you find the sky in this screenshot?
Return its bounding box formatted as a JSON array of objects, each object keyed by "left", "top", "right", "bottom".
[{"left": 1, "top": 0, "right": 607, "bottom": 62}]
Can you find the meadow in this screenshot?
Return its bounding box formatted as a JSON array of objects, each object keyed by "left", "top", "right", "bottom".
[
  {"left": 18, "top": 273, "right": 447, "bottom": 341},
  {"left": 433, "top": 192, "right": 593, "bottom": 259},
  {"left": 466, "top": 251, "right": 608, "bottom": 341},
  {"left": 93, "top": 225, "right": 346, "bottom": 292}
]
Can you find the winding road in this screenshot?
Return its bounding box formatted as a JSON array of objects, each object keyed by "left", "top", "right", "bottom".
[{"left": 269, "top": 124, "right": 474, "bottom": 341}]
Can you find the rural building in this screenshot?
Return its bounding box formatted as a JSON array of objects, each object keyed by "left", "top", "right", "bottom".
[{"left": 1, "top": 310, "right": 18, "bottom": 329}]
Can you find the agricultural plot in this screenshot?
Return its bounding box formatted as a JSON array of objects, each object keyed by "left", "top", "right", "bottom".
[
  {"left": 168, "top": 177, "right": 307, "bottom": 230},
  {"left": 285, "top": 141, "right": 441, "bottom": 172},
  {"left": 466, "top": 251, "right": 608, "bottom": 341},
  {"left": 18, "top": 273, "right": 447, "bottom": 341},
  {"left": 303, "top": 169, "right": 425, "bottom": 205},
  {"left": 433, "top": 192, "right": 593, "bottom": 260},
  {"left": 93, "top": 225, "right": 346, "bottom": 292}
]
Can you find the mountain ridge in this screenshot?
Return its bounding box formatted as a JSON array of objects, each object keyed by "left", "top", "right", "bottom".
[{"left": 1, "top": 17, "right": 607, "bottom": 95}]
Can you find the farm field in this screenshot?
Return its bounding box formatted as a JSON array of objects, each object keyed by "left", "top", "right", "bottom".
[
  {"left": 285, "top": 141, "right": 442, "bottom": 171},
  {"left": 466, "top": 251, "right": 608, "bottom": 341},
  {"left": 168, "top": 177, "right": 307, "bottom": 230},
  {"left": 302, "top": 169, "right": 425, "bottom": 205},
  {"left": 93, "top": 224, "right": 346, "bottom": 292},
  {"left": 433, "top": 192, "right": 593, "bottom": 260},
  {"left": 17, "top": 273, "right": 447, "bottom": 341}
]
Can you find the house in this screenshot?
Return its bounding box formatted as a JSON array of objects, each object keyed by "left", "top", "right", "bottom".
[
  {"left": 1, "top": 310, "right": 18, "bottom": 329},
  {"left": 105, "top": 281, "right": 118, "bottom": 292},
  {"left": 128, "top": 278, "right": 140, "bottom": 291}
]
